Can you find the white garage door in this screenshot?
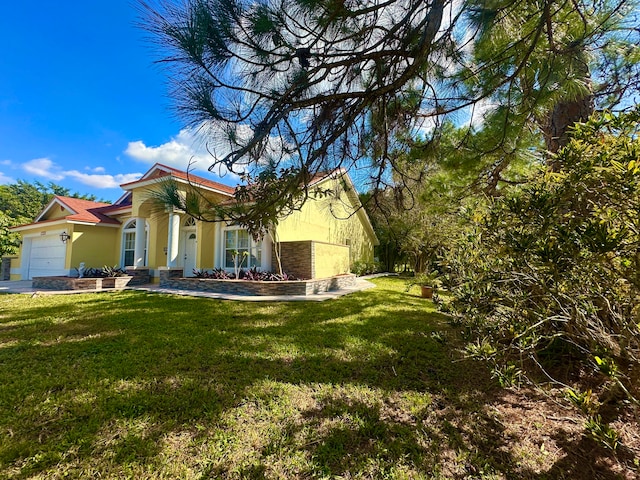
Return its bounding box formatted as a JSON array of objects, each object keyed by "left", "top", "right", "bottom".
[{"left": 27, "top": 235, "right": 67, "bottom": 279}]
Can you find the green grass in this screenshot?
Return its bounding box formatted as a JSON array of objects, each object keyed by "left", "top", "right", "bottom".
[{"left": 0, "top": 279, "right": 547, "bottom": 478}]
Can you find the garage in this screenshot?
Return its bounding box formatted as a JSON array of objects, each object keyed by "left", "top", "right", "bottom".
[{"left": 26, "top": 234, "right": 67, "bottom": 279}]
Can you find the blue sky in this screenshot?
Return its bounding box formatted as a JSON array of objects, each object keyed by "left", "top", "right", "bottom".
[{"left": 0, "top": 2, "right": 236, "bottom": 202}]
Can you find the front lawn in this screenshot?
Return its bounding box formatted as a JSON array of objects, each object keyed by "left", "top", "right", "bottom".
[{"left": 0, "top": 278, "right": 632, "bottom": 479}]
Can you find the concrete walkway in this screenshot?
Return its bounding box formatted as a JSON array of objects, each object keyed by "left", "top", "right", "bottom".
[{"left": 0, "top": 277, "right": 378, "bottom": 302}]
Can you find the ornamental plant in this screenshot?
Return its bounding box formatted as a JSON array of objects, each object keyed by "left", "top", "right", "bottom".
[{"left": 443, "top": 108, "right": 640, "bottom": 447}]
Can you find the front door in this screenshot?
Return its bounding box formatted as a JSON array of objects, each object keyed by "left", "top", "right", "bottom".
[{"left": 183, "top": 232, "right": 197, "bottom": 276}]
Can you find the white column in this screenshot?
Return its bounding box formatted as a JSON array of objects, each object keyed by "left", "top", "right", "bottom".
[
  {"left": 167, "top": 211, "right": 180, "bottom": 267},
  {"left": 214, "top": 222, "right": 221, "bottom": 268},
  {"left": 134, "top": 218, "right": 146, "bottom": 267},
  {"left": 263, "top": 232, "right": 272, "bottom": 271}
]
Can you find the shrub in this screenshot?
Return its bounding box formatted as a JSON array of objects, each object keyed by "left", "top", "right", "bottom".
[
  {"left": 193, "top": 268, "right": 232, "bottom": 279},
  {"left": 74, "top": 265, "right": 127, "bottom": 278},
  {"left": 193, "top": 267, "right": 298, "bottom": 281},
  {"left": 443, "top": 109, "right": 640, "bottom": 433},
  {"left": 352, "top": 260, "right": 383, "bottom": 276},
  {"left": 101, "top": 265, "right": 127, "bottom": 277}
]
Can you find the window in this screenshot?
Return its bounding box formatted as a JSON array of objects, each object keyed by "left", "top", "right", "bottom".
[
  {"left": 123, "top": 230, "right": 136, "bottom": 266},
  {"left": 121, "top": 219, "right": 148, "bottom": 267},
  {"left": 184, "top": 217, "right": 196, "bottom": 227},
  {"left": 224, "top": 229, "right": 262, "bottom": 269}
]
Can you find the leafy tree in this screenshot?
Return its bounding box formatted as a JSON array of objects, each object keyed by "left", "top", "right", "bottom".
[
  {"left": 0, "top": 181, "right": 103, "bottom": 257},
  {"left": 0, "top": 212, "right": 20, "bottom": 258},
  {"left": 363, "top": 180, "right": 465, "bottom": 273},
  {"left": 141, "top": 0, "right": 639, "bottom": 222},
  {"left": 442, "top": 108, "right": 640, "bottom": 442}
]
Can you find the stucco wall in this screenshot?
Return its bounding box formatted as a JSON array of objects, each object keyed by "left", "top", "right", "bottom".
[
  {"left": 9, "top": 256, "right": 20, "bottom": 280},
  {"left": 275, "top": 176, "right": 376, "bottom": 267},
  {"left": 149, "top": 215, "right": 167, "bottom": 269},
  {"left": 69, "top": 225, "right": 119, "bottom": 270},
  {"left": 199, "top": 221, "right": 216, "bottom": 269},
  {"left": 313, "top": 242, "right": 350, "bottom": 279},
  {"left": 41, "top": 204, "right": 71, "bottom": 221}
]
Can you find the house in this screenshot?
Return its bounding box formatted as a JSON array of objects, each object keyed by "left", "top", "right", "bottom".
[{"left": 6, "top": 163, "right": 378, "bottom": 283}]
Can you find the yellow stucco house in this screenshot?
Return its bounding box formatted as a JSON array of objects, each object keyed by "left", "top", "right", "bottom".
[{"left": 7, "top": 163, "right": 378, "bottom": 283}]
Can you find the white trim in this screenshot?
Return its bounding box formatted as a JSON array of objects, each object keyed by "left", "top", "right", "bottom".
[
  {"left": 128, "top": 176, "right": 233, "bottom": 197},
  {"left": 68, "top": 220, "right": 121, "bottom": 227},
  {"left": 214, "top": 222, "right": 221, "bottom": 267},
  {"left": 114, "top": 191, "right": 133, "bottom": 205},
  {"left": 121, "top": 171, "right": 234, "bottom": 197},
  {"left": 219, "top": 226, "right": 270, "bottom": 271},
  {"left": 121, "top": 218, "right": 149, "bottom": 267},
  {"left": 11, "top": 219, "right": 69, "bottom": 231},
  {"left": 34, "top": 197, "right": 77, "bottom": 223},
  {"left": 167, "top": 212, "right": 180, "bottom": 267},
  {"left": 11, "top": 219, "right": 121, "bottom": 232}
]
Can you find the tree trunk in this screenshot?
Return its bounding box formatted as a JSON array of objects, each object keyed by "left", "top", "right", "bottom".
[
  {"left": 544, "top": 94, "right": 594, "bottom": 158},
  {"left": 543, "top": 62, "right": 594, "bottom": 169}
]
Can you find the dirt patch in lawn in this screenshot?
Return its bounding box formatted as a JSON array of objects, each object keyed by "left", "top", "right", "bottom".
[{"left": 487, "top": 387, "right": 638, "bottom": 479}]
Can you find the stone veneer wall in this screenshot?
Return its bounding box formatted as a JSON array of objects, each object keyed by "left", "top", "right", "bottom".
[
  {"left": 124, "top": 268, "right": 151, "bottom": 285},
  {"left": 274, "top": 241, "right": 313, "bottom": 279},
  {"left": 33, "top": 277, "right": 101, "bottom": 290},
  {"left": 159, "top": 268, "right": 184, "bottom": 285},
  {"left": 33, "top": 273, "right": 147, "bottom": 291},
  {"left": 159, "top": 273, "right": 356, "bottom": 296}
]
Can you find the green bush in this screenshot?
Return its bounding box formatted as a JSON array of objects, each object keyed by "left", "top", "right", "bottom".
[
  {"left": 351, "top": 260, "right": 383, "bottom": 276},
  {"left": 443, "top": 109, "right": 640, "bottom": 420}
]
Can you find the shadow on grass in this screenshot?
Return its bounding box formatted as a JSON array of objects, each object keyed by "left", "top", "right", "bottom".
[{"left": 0, "top": 279, "right": 632, "bottom": 478}]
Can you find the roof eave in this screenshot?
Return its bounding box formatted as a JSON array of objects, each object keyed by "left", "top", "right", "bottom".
[
  {"left": 33, "top": 197, "right": 77, "bottom": 223},
  {"left": 121, "top": 175, "right": 235, "bottom": 197}
]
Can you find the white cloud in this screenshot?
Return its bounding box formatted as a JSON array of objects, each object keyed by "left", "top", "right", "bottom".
[
  {"left": 23, "top": 158, "right": 65, "bottom": 181},
  {"left": 64, "top": 171, "right": 143, "bottom": 188},
  {"left": 125, "top": 126, "right": 250, "bottom": 179},
  {"left": 125, "top": 127, "right": 216, "bottom": 171},
  {"left": 0, "top": 172, "right": 14, "bottom": 184},
  {"left": 0, "top": 159, "right": 12, "bottom": 166},
  {"left": 21, "top": 158, "right": 143, "bottom": 189}
]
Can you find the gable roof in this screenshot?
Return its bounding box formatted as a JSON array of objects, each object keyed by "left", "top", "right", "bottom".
[
  {"left": 119, "top": 163, "right": 236, "bottom": 196},
  {"left": 34, "top": 196, "right": 121, "bottom": 225}
]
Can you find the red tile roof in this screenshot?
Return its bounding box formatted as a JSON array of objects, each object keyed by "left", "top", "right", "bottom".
[
  {"left": 55, "top": 196, "right": 121, "bottom": 225},
  {"left": 120, "top": 163, "right": 236, "bottom": 196}
]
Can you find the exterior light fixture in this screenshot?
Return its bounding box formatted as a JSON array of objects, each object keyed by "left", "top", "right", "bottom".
[{"left": 60, "top": 231, "right": 71, "bottom": 243}]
